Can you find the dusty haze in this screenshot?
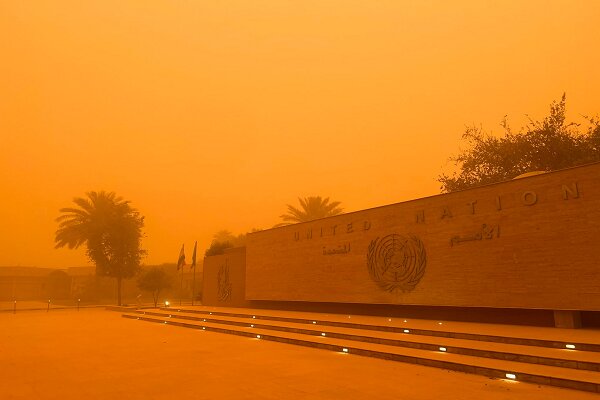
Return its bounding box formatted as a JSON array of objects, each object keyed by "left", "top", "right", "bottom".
[{"left": 1, "top": 0, "right": 599, "bottom": 267}]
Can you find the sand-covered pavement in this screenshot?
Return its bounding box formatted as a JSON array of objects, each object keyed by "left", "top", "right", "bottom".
[{"left": 0, "top": 309, "right": 597, "bottom": 400}]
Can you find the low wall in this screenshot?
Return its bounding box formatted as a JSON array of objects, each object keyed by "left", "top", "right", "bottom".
[{"left": 202, "top": 247, "right": 249, "bottom": 307}]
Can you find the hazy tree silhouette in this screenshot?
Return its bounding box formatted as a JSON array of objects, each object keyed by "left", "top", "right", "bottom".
[
  {"left": 137, "top": 267, "right": 171, "bottom": 307},
  {"left": 205, "top": 241, "right": 233, "bottom": 257},
  {"left": 54, "top": 191, "right": 146, "bottom": 306},
  {"left": 45, "top": 270, "right": 71, "bottom": 300},
  {"left": 212, "top": 230, "right": 245, "bottom": 246},
  {"left": 276, "top": 196, "right": 343, "bottom": 226},
  {"left": 205, "top": 230, "right": 248, "bottom": 256},
  {"left": 439, "top": 94, "right": 600, "bottom": 192}
]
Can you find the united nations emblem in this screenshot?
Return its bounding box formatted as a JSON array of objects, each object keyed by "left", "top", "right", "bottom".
[{"left": 367, "top": 234, "right": 427, "bottom": 293}]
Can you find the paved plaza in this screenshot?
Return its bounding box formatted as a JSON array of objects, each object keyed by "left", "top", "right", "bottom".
[{"left": 1, "top": 309, "right": 597, "bottom": 399}]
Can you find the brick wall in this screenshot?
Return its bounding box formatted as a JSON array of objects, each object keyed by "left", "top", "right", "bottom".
[{"left": 246, "top": 163, "right": 600, "bottom": 311}]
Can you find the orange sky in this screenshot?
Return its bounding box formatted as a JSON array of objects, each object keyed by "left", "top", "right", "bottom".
[{"left": 1, "top": 1, "right": 599, "bottom": 268}]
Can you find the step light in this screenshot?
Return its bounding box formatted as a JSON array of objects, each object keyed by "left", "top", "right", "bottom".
[
  {"left": 256, "top": 335, "right": 261, "bottom": 339},
  {"left": 388, "top": 318, "right": 392, "bottom": 322},
  {"left": 202, "top": 327, "right": 205, "bottom": 330},
  {"left": 403, "top": 329, "right": 410, "bottom": 333},
  {"left": 321, "top": 333, "right": 326, "bottom": 336},
  {"left": 565, "top": 344, "right": 576, "bottom": 349},
  {"left": 252, "top": 316, "right": 256, "bottom": 319},
  {"left": 164, "top": 321, "right": 167, "bottom": 324},
  {"left": 165, "top": 301, "right": 170, "bottom": 306},
  {"left": 250, "top": 324, "right": 254, "bottom": 328},
  {"left": 505, "top": 373, "right": 516, "bottom": 380},
  {"left": 438, "top": 322, "right": 443, "bottom": 325},
  {"left": 403, "top": 320, "right": 407, "bottom": 323},
  {"left": 168, "top": 315, "right": 172, "bottom": 318},
  {"left": 312, "top": 321, "right": 317, "bottom": 324},
  {"left": 439, "top": 347, "right": 447, "bottom": 352},
  {"left": 342, "top": 348, "right": 349, "bottom": 353}
]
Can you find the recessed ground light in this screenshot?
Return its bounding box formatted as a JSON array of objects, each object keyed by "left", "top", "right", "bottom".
[
  {"left": 438, "top": 322, "right": 443, "bottom": 325},
  {"left": 256, "top": 335, "right": 261, "bottom": 339},
  {"left": 388, "top": 318, "right": 392, "bottom": 322},
  {"left": 209, "top": 312, "right": 212, "bottom": 315},
  {"left": 164, "top": 321, "right": 167, "bottom": 324},
  {"left": 403, "top": 329, "right": 410, "bottom": 333},
  {"left": 169, "top": 315, "right": 172, "bottom": 318},
  {"left": 566, "top": 344, "right": 576, "bottom": 349},
  {"left": 165, "top": 301, "right": 170, "bottom": 306},
  {"left": 342, "top": 348, "right": 349, "bottom": 353},
  {"left": 203, "top": 319, "right": 206, "bottom": 322},
  {"left": 348, "top": 316, "right": 351, "bottom": 318},
  {"left": 250, "top": 324, "right": 254, "bottom": 328},
  {"left": 312, "top": 321, "right": 317, "bottom": 324},
  {"left": 252, "top": 316, "right": 256, "bottom": 319},
  {"left": 505, "top": 373, "right": 516, "bottom": 380},
  {"left": 403, "top": 320, "right": 407, "bottom": 323},
  {"left": 177, "top": 309, "right": 180, "bottom": 312},
  {"left": 136, "top": 317, "right": 139, "bottom": 320},
  {"left": 202, "top": 327, "right": 205, "bottom": 330},
  {"left": 439, "top": 347, "right": 447, "bottom": 352},
  {"left": 321, "top": 333, "right": 326, "bottom": 336}
]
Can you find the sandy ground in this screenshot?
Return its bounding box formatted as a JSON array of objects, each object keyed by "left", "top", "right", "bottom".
[{"left": 0, "top": 309, "right": 597, "bottom": 400}]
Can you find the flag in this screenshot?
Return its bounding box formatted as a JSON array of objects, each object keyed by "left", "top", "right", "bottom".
[
  {"left": 177, "top": 244, "right": 186, "bottom": 270},
  {"left": 191, "top": 241, "right": 197, "bottom": 269}
]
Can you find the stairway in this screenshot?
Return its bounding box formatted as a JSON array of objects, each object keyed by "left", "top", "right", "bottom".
[{"left": 122, "top": 306, "right": 600, "bottom": 393}]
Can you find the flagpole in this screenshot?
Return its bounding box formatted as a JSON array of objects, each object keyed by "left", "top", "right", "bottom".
[
  {"left": 177, "top": 244, "right": 186, "bottom": 307},
  {"left": 191, "top": 263, "right": 196, "bottom": 306},
  {"left": 191, "top": 241, "right": 197, "bottom": 306},
  {"left": 180, "top": 265, "right": 183, "bottom": 306}
]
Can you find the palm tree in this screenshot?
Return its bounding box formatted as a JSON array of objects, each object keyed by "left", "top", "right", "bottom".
[
  {"left": 276, "top": 196, "right": 343, "bottom": 226},
  {"left": 55, "top": 191, "right": 146, "bottom": 306}
]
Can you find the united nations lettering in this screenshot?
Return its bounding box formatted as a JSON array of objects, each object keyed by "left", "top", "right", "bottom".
[{"left": 367, "top": 234, "right": 427, "bottom": 293}]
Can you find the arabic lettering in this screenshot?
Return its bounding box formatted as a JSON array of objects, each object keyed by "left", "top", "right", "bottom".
[
  {"left": 322, "top": 243, "right": 351, "bottom": 255},
  {"left": 450, "top": 224, "right": 500, "bottom": 247},
  {"left": 217, "top": 262, "right": 232, "bottom": 302}
]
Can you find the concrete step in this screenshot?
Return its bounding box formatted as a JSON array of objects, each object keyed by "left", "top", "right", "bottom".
[
  {"left": 131, "top": 308, "right": 600, "bottom": 372},
  {"left": 156, "top": 306, "right": 600, "bottom": 352},
  {"left": 122, "top": 312, "right": 600, "bottom": 393}
]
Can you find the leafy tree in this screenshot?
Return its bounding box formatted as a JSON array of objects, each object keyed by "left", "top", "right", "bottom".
[
  {"left": 438, "top": 94, "right": 600, "bottom": 192},
  {"left": 204, "top": 230, "right": 248, "bottom": 256},
  {"left": 45, "top": 270, "right": 71, "bottom": 300},
  {"left": 276, "top": 196, "right": 343, "bottom": 226},
  {"left": 137, "top": 267, "right": 172, "bottom": 307},
  {"left": 212, "top": 230, "right": 247, "bottom": 247},
  {"left": 205, "top": 241, "right": 233, "bottom": 257},
  {"left": 54, "top": 191, "right": 146, "bottom": 306}
]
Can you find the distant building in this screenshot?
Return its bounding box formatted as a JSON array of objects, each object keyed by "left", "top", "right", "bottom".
[
  {"left": 0, "top": 267, "right": 58, "bottom": 300},
  {"left": 0, "top": 263, "right": 202, "bottom": 304}
]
